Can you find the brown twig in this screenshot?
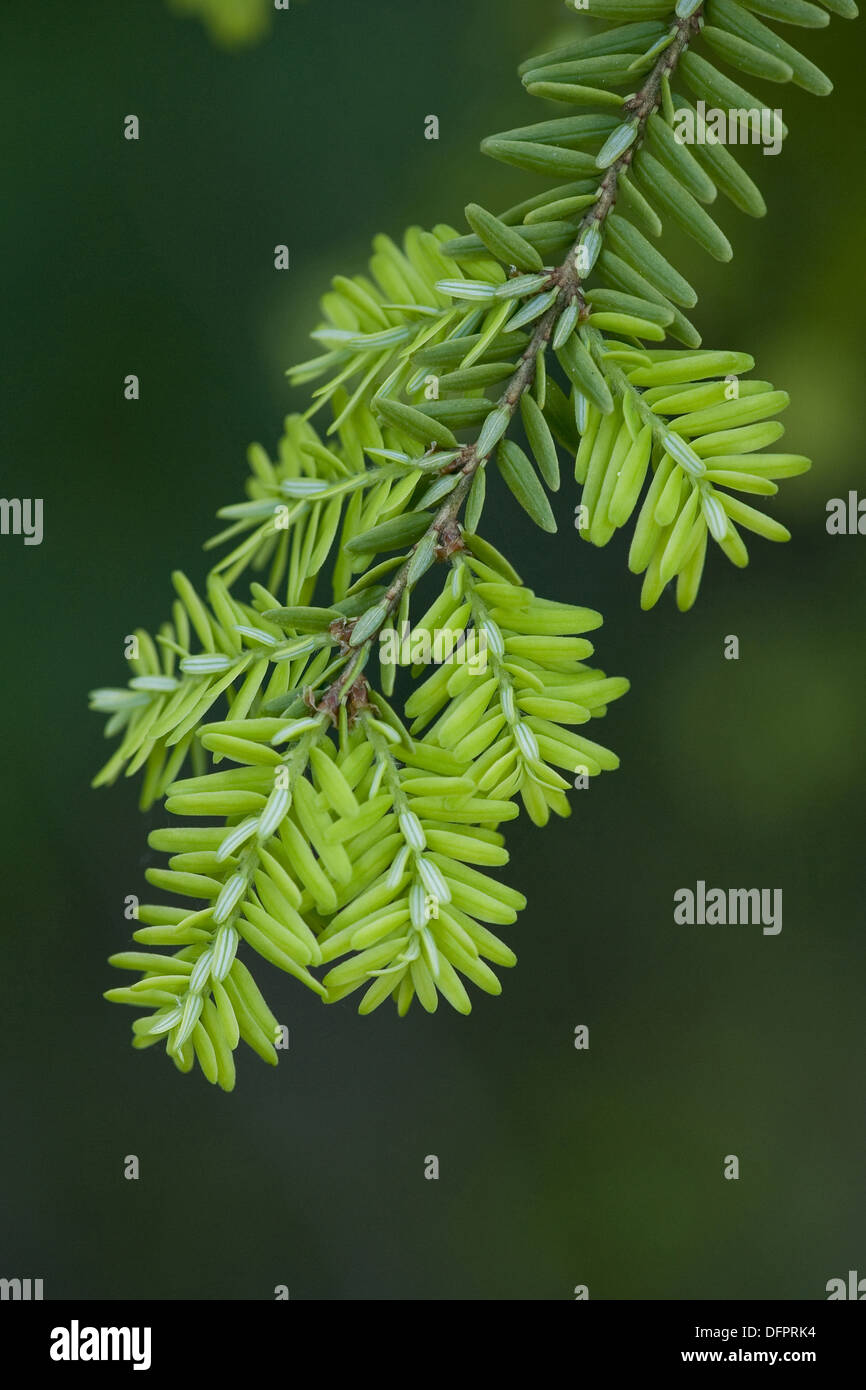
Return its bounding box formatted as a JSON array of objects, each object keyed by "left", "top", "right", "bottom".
[{"left": 316, "top": 6, "right": 703, "bottom": 716}]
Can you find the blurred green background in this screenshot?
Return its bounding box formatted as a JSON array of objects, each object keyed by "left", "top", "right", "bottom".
[{"left": 1, "top": 0, "right": 864, "bottom": 1300}]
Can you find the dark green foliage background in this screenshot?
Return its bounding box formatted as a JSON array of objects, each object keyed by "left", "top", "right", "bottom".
[{"left": 1, "top": 0, "right": 863, "bottom": 1299}]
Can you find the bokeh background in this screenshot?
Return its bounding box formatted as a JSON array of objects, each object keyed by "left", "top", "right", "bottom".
[{"left": 1, "top": 0, "right": 864, "bottom": 1300}]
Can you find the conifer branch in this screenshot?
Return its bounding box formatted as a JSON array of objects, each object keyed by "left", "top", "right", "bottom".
[{"left": 91, "top": 0, "right": 856, "bottom": 1086}]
